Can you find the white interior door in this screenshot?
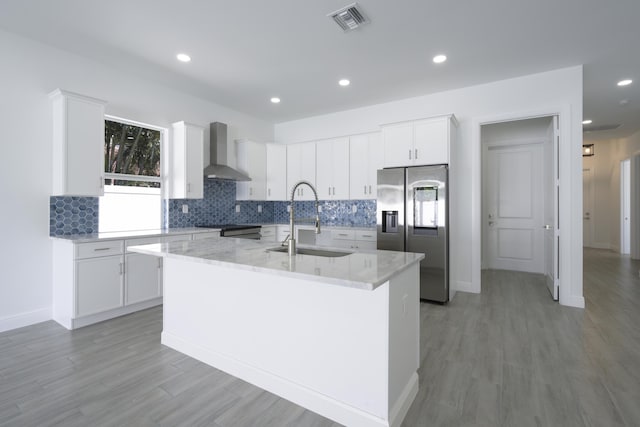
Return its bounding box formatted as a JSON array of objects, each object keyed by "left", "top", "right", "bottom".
[
  {"left": 583, "top": 168, "right": 594, "bottom": 247},
  {"left": 621, "top": 159, "right": 631, "bottom": 254},
  {"left": 544, "top": 117, "right": 559, "bottom": 300},
  {"left": 485, "top": 142, "right": 545, "bottom": 273}
]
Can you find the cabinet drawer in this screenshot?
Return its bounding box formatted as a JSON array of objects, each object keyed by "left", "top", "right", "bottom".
[
  {"left": 76, "top": 240, "right": 123, "bottom": 259},
  {"left": 192, "top": 231, "right": 220, "bottom": 240},
  {"left": 332, "top": 229, "right": 355, "bottom": 240},
  {"left": 355, "top": 230, "right": 376, "bottom": 241}
]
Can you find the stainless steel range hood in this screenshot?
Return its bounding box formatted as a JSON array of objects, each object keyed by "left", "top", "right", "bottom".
[{"left": 204, "top": 122, "right": 251, "bottom": 181}]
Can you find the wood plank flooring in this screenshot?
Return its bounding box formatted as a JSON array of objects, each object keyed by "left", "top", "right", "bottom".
[{"left": 1, "top": 248, "right": 639, "bottom": 426}]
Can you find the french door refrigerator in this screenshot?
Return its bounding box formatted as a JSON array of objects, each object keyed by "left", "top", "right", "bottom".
[{"left": 377, "top": 165, "right": 449, "bottom": 302}]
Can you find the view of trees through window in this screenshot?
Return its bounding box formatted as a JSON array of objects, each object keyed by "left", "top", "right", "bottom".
[{"left": 104, "top": 119, "right": 161, "bottom": 187}]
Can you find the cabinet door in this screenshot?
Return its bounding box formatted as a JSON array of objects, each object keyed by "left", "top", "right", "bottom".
[
  {"left": 317, "top": 138, "right": 349, "bottom": 200},
  {"left": 266, "top": 144, "right": 287, "bottom": 200},
  {"left": 171, "top": 122, "right": 203, "bottom": 199},
  {"left": 50, "top": 90, "right": 106, "bottom": 197},
  {"left": 76, "top": 255, "right": 123, "bottom": 317},
  {"left": 414, "top": 118, "right": 449, "bottom": 165},
  {"left": 349, "top": 134, "right": 369, "bottom": 199},
  {"left": 287, "top": 142, "right": 316, "bottom": 200},
  {"left": 125, "top": 253, "right": 161, "bottom": 305},
  {"left": 383, "top": 122, "right": 413, "bottom": 167},
  {"left": 350, "top": 133, "right": 382, "bottom": 200},
  {"left": 185, "top": 124, "right": 204, "bottom": 198},
  {"left": 236, "top": 140, "right": 267, "bottom": 200}
]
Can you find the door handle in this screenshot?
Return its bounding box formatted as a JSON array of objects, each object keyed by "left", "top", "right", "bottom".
[{"left": 488, "top": 221, "right": 494, "bottom": 226}]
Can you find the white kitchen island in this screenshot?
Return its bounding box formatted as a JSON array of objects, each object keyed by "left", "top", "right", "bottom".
[{"left": 130, "top": 236, "right": 423, "bottom": 427}]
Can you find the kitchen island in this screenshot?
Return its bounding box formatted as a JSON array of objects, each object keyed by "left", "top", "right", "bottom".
[{"left": 130, "top": 236, "right": 423, "bottom": 427}]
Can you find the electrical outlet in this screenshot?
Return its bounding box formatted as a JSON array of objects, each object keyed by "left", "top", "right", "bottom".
[
  {"left": 258, "top": 205, "right": 262, "bottom": 213},
  {"left": 235, "top": 205, "right": 240, "bottom": 213},
  {"left": 182, "top": 204, "right": 189, "bottom": 214},
  {"left": 318, "top": 206, "right": 323, "bottom": 213},
  {"left": 352, "top": 204, "right": 358, "bottom": 214},
  {"left": 402, "top": 294, "right": 408, "bottom": 315},
  {"left": 286, "top": 205, "right": 291, "bottom": 213}
]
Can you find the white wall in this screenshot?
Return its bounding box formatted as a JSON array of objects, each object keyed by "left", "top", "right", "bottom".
[
  {"left": 584, "top": 130, "right": 640, "bottom": 252},
  {"left": 275, "top": 66, "right": 584, "bottom": 308},
  {"left": 0, "top": 29, "right": 272, "bottom": 332}
]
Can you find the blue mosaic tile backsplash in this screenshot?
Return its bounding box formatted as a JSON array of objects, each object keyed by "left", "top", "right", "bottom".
[
  {"left": 50, "top": 177, "right": 376, "bottom": 234},
  {"left": 49, "top": 196, "right": 99, "bottom": 236}
]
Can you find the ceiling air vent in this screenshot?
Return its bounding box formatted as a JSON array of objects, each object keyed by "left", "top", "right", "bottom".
[
  {"left": 328, "top": 3, "right": 369, "bottom": 32},
  {"left": 583, "top": 124, "right": 621, "bottom": 132}
]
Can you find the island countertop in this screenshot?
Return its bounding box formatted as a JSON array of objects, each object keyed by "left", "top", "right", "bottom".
[{"left": 129, "top": 236, "right": 424, "bottom": 291}]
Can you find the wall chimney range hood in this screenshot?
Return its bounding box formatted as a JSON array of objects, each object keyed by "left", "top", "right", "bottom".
[{"left": 204, "top": 122, "right": 251, "bottom": 181}]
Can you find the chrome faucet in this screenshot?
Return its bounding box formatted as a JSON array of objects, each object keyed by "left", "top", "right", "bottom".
[{"left": 287, "top": 181, "right": 321, "bottom": 256}]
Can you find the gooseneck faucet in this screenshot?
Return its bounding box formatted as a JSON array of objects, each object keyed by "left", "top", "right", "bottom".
[{"left": 287, "top": 181, "right": 321, "bottom": 256}]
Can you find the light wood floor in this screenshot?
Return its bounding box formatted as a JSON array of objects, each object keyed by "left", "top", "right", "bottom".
[{"left": 1, "top": 248, "right": 639, "bottom": 426}]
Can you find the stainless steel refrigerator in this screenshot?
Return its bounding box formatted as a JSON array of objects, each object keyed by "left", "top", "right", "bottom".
[{"left": 377, "top": 165, "right": 449, "bottom": 302}]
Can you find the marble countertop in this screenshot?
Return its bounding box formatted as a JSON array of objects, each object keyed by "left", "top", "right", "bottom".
[
  {"left": 50, "top": 227, "right": 220, "bottom": 243},
  {"left": 129, "top": 236, "right": 423, "bottom": 291}
]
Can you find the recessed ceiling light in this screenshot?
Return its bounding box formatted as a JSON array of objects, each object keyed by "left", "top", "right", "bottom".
[
  {"left": 270, "top": 97, "right": 281, "bottom": 104},
  {"left": 339, "top": 79, "right": 350, "bottom": 87},
  {"left": 433, "top": 54, "right": 447, "bottom": 64},
  {"left": 617, "top": 79, "right": 632, "bottom": 86},
  {"left": 176, "top": 53, "right": 191, "bottom": 63},
  {"left": 582, "top": 119, "right": 592, "bottom": 125}
]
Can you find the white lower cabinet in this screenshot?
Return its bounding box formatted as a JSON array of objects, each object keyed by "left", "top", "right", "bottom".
[
  {"left": 76, "top": 255, "right": 123, "bottom": 317},
  {"left": 53, "top": 232, "right": 195, "bottom": 330}
]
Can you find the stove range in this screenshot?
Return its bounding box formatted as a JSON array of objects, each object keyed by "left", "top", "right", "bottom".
[{"left": 195, "top": 224, "right": 262, "bottom": 239}]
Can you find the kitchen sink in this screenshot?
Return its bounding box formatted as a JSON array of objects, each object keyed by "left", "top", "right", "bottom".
[{"left": 266, "top": 246, "right": 352, "bottom": 258}]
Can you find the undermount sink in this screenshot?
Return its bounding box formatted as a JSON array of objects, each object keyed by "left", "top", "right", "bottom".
[{"left": 266, "top": 246, "right": 352, "bottom": 258}]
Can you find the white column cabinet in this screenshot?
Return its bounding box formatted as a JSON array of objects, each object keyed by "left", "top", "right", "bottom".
[
  {"left": 349, "top": 132, "right": 382, "bottom": 200},
  {"left": 382, "top": 115, "right": 457, "bottom": 167},
  {"left": 235, "top": 139, "right": 267, "bottom": 200},
  {"left": 171, "top": 121, "right": 204, "bottom": 199},
  {"left": 287, "top": 142, "right": 316, "bottom": 200},
  {"left": 266, "top": 144, "right": 288, "bottom": 200},
  {"left": 316, "top": 137, "right": 350, "bottom": 200},
  {"left": 50, "top": 89, "right": 107, "bottom": 197}
]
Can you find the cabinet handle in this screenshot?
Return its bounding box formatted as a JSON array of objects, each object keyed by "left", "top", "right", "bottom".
[
  {"left": 250, "top": 187, "right": 253, "bottom": 196},
  {"left": 187, "top": 183, "right": 191, "bottom": 193},
  {"left": 369, "top": 185, "right": 372, "bottom": 194},
  {"left": 361, "top": 234, "right": 373, "bottom": 238},
  {"left": 268, "top": 188, "right": 271, "bottom": 197},
  {"left": 328, "top": 187, "right": 331, "bottom": 196},
  {"left": 364, "top": 185, "right": 367, "bottom": 195},
  {"left": 100, "top": 177, "right": 104, "bottom": 189},
  {"left": 158, "top": 258, "right": 162, "bottom": 269},
  {"left": 119, "top": 262, "right": 124, "bottom": 275},
  {"left": 332, "top": 187, "right": 335, "bottom": 195},
  {"left": 415, "top": 148, "right": 418, "bottom": 159},
  {"left": 94, "top": 247, "right": 111, "bottom": 252}
]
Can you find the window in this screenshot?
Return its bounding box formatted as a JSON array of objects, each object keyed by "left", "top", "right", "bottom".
[{"left": 99, "top": 117, "right": 163, "bottom": 232}]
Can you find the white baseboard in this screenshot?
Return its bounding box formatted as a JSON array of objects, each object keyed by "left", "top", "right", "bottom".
[
  {"left": 389, "top": 373, "right": 418, "bottom": 427},
  {"left": 585, "top": 242, "right": 611, "bottom": 250},
  {"left": 58, "top": 298, "right": 162, "bottom": 330},
  {"left": 162, "top": 332, "right": 408, "bottom": 427},
  {"left": 452, "top": 280, "right": 478, "bottom": 294},
  {"left": 561, "top": 294, "right": 585, "bottom": 309},
  {"left": 0, "top": 307, "right": 52, "bottom": 333}
]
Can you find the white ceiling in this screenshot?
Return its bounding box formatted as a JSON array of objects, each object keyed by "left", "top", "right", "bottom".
[{"left": 1, "top": 0, "right": 638, "bottom": 140}]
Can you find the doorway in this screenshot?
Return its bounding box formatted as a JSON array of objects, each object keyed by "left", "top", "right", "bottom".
[
  {"left": 481, "top": 116, "right": 558, "bottom": 299},
  {"left": 583, "top": 168, "right": 594, "bottom": 248},
  {"left": 621, "top": 159, "right": 630, "bottom": 254}
]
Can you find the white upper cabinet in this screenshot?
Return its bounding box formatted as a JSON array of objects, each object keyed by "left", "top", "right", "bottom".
[
  {"left": 382, "top": 115, "right": 457, "bottom": 167},
  {"left": 170, "top": 121, "right": 203, "bottom": 199},
  {"left": 266, "top": 144, "right": 287, "bottom": 200},
  {"left": 50, "top": 89, "right": 107, "bottom": 197},
  {"left": 235, "top": 139, "right": 266, "bottom": 200},
  {"left": 316, "top": 137, "right": 350, "bottom": 200},
  {"left": 349, "top": 132, "right": 382, "bottom": 200},
  {"left": 286, "top": 142, "right": 316, "bottom": 201}
]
